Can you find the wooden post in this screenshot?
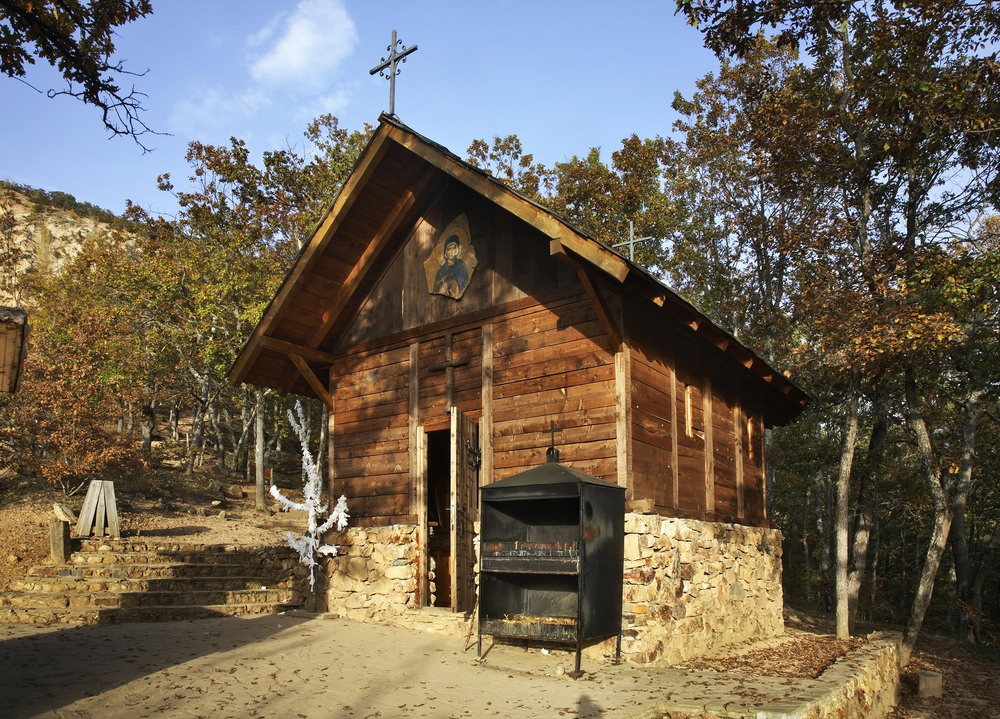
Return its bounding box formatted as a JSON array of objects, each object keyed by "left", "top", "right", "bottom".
[{"left": 49, "top": 520, "right": 71, "bottom": 563}]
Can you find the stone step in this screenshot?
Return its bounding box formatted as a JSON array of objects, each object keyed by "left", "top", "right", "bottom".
[
  {"left": 3, "top": 541, "right": 308, "bottom": 626},
  {"left": 0, "top": 600, "right": 301, "bottom": 626},
  {"left": 113, "top": 587, "right": 296, "bottom": 608},
  {"left": 77, "top": 537, "right": 298, "bottom": 557},
  {"left": 27, "top": 562, "right": 292, "bottom": 580},
  {"left": 71, "top": 550, "right": 298, "bottom": 568},
  {"left": 11, "top": 574, "right": 294, "bottom": 594},
  {"left": 1, "top": 585, "right": 296, "bottom": 609}
]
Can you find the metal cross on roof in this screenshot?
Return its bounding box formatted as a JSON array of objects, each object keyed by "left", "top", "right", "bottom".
[
  {"left": 370, "top": 29, "right": 418, "bottom": 117},
  {"left": 612, "top": 220, "right": 656, "bottom": 262}
]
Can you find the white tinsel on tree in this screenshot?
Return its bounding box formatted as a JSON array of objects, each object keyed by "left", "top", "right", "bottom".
[{"left": 270, "top": 400, "right": 349, "bottom": 592}]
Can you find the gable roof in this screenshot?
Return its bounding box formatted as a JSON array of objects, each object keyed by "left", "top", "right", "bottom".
[{"left": 228, "top": 114, "right": 809, "bottom": 425}]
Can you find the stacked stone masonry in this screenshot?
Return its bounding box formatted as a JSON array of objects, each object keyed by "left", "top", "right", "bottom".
[
  {"left": 326, "top": 525, "right": 421, "bottom": 623},
  {"left": 1, "top": 540, "right": 309, "bottom": 625},
  {"left": 324, "top": 514, "right": 784, "bottom": 666},
  {"left": 613, "top": 514, "right": 784, "bottom": 666}
]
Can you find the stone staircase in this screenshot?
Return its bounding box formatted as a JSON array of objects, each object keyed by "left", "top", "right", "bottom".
[{"left": 0, "top": 538, "right": 307, "bottom": 625}]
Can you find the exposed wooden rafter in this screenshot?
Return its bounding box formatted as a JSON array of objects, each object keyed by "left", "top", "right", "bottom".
[
  {"left": 549, "top": 238, "right": 630, "bottom": 283},
  {"left": 305, "top": 166, "right": 436, "bottom": 350},
  {"left": 575, "top": 267, "right": 622, "bottom": 350},
  {"left": 288, "top": 353, "right": 334, "bottom": 411},
  {"left": 260, "top": 337, "right": 337, "bottom": 365},
  {"left": 227, "top": 132, "right": 394, "bottom": 387}
]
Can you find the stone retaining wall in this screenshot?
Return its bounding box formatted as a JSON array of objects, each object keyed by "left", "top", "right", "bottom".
[
  {"left": 323, "top": 514, "right": 784, "bottom": 666},
  {"left": 611, "top": 514, "right": 784, "bottom": 666},
  {"left": 628, "top": 632, "right": 901, "bottom": 719},
  {"left": 805, "top": 631, "right": 901, "bottom": 719}
]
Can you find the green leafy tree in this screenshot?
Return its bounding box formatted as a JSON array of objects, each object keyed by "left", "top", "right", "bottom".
[
  {"left": 466, "top": 134, "right": 555, "bottom": 204},
  {"left": 677, "top": 0, "right": 1000, "bottom": 659},
  {"left": 8, "top": 229, "right": 147, "bottom": 489},
  {"left": 129, "top": 137, "right": 288, "bottom": 477},
  {"left": 261, "top": 115, "right": 374, "bottom": 253}
]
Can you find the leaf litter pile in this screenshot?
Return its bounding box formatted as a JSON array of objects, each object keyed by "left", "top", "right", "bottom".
[{"left": 680, "top": 631, "right": 866, "bottom": 679}]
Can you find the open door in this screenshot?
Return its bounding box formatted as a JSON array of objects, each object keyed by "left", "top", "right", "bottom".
[{"left": 450, "top": 407, "right": 479, "bottom": 612}]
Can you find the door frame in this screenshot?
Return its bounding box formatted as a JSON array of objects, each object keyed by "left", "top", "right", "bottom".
[
  {"left": 449, "top": 407, "right": 479, "bottom": 612},
  {"left": 416, "top": 407, "right": 478, "bottom": 611}
]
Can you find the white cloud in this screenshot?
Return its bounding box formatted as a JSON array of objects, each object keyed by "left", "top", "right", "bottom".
[
  {"left": 250, "top": 0, "right": 358, "bottom": 91},
  {"left": 294, "top": 85, "right": 354, "bottom": 124}
]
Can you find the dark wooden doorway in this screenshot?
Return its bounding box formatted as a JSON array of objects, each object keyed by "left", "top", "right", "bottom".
[
  {"left": 421, "top": 407, "right": 478, "bottom": 612},
  {"left": 426, "top": 428, "right": 451, "bottom": 608}
]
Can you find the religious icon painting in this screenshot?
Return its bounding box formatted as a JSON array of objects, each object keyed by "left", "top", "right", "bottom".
[{"left": 424, "top": 213, "right": 478, "bottom": 300}]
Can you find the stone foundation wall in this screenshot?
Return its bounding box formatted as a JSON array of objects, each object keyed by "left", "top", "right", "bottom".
[
  {"left": 325, "top": 525, "right": 421, "bottom": 621},
  {"left": 323, "top": 515, "right": 784, "bottom": 666},
  {"left": 611, "top": 514, "right": 785, "bottom": 666}
]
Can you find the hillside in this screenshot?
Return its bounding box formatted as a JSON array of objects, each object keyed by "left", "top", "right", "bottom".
[{"left": 1, "top": 184, "right": 116, "bottom": 301}]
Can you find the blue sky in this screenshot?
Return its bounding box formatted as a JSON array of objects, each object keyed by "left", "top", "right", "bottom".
[{"left": 0, "top": 0, "right": 721, "bottom": 218}]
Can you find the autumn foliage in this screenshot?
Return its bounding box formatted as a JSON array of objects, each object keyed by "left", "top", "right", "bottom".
[{"left": 0, "top": 2, "right": 997, "bottom": 658}]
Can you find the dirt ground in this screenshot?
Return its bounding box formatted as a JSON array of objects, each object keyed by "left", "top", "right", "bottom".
[{"left": 1, "top": 469, "right": 997, "bottom": 718}]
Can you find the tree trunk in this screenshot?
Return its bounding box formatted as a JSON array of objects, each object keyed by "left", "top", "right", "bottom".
[
  {"left": 169, "top": 403, "right": 179, "bottom": 442},
  {"left": 903, "top": 505, "right": 952, "bottom": 666},
  {"left": 255, "top": 387, "right": 267, "bottom": 512},
  {"left": 847, "top": 499, "right": 873, "bottom": 630},
  {"left": 901, "top": 371, "right": 984, "bottom": 665},
  {"left": 836, "top": 370, "right": 861, "bottom": 639},
  {"left": 967, "top": 521, "right": 1000, "bottom": 642},
  {"left": 848, "top": 380, "right": 888, "bottom": 629},
  {"left": 815, "top": 472, "right": 833, "bottom": 613},
  {"left": 140, "top": 401, "right": 156, "bottom": 465},
  {"left": 208, "top": 402, "right": 231, "bottom": 471},
  {"left": 185, "top": 371, "right": 211, "bottom": 476},
  {"left": 231, "top": 387, "right": 255, "bottom": 475}
]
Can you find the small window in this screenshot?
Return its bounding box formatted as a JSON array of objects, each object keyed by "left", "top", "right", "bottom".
[
  {"left": 746, "top": 416, "right": 755, "bottom": 460},
  {"left": 684, "top": 385, "right": 694, "bottom": 438}
]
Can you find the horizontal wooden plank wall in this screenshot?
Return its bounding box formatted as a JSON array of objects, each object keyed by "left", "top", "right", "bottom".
[
  {"left": 629, "top": 340, "right": 675, "bottom": 511},
  {"left": 332, "top": 293, "right": 772, "bottom": 528},
  {"left": 491, "top": 292, "right": 617, "bottom": 482},
  {"left": 331, "top": 290, "right": 616, "bottom": 524},
  {"left": 332, "top": 344, "right": 412, "bottom": 526},
  {"left": 628, "top": 316, "right": 771, "bottom": 526}
]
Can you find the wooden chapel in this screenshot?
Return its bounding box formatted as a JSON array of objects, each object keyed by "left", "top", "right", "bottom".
[{"left": 229, "top": 114, "right": 809, "bottom": 613}]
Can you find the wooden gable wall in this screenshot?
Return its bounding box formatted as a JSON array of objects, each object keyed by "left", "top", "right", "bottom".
[
  {"left": 325, "top": 173, "right": 778, "bottom": 527},
  {"left": 231, "top": 119, "right": 805, "bottom": 531},
  {"left": 328, "top": 183, "right": 620, "bottom": 526}
]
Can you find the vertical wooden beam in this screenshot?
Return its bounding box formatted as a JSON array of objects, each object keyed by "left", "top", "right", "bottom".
[
  {"left": 415, "top": 427, "right": 428, "bottom": 607},
  {"left": 480, "top": 323, "right": 494, "bottom": 488},
  {"left": 409, "top": 342, "right": 421, "bottom": 515},
  {"left": 444, "top": 333, "right": 455, "bottom": 409},
  {"left": 669, "top": 363, "right": 679, "bottom": 509},
  {"left": 735, "top": 402, "right": 745, "bottom": 520},
  {"left": 327, "top": 386, "right": 336, "bottom": 495},
  {"left": 615, "top": 340, "right": 632, "bottom": 493},
  {"left": 408, "top": 342, "right": 427, "bottom": 606},
  {"left": 762, "top": 426, "right": 771, "bottom": 521},
  {"left": 703, "top": 375, "right": 715, "bottom": 515}
]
